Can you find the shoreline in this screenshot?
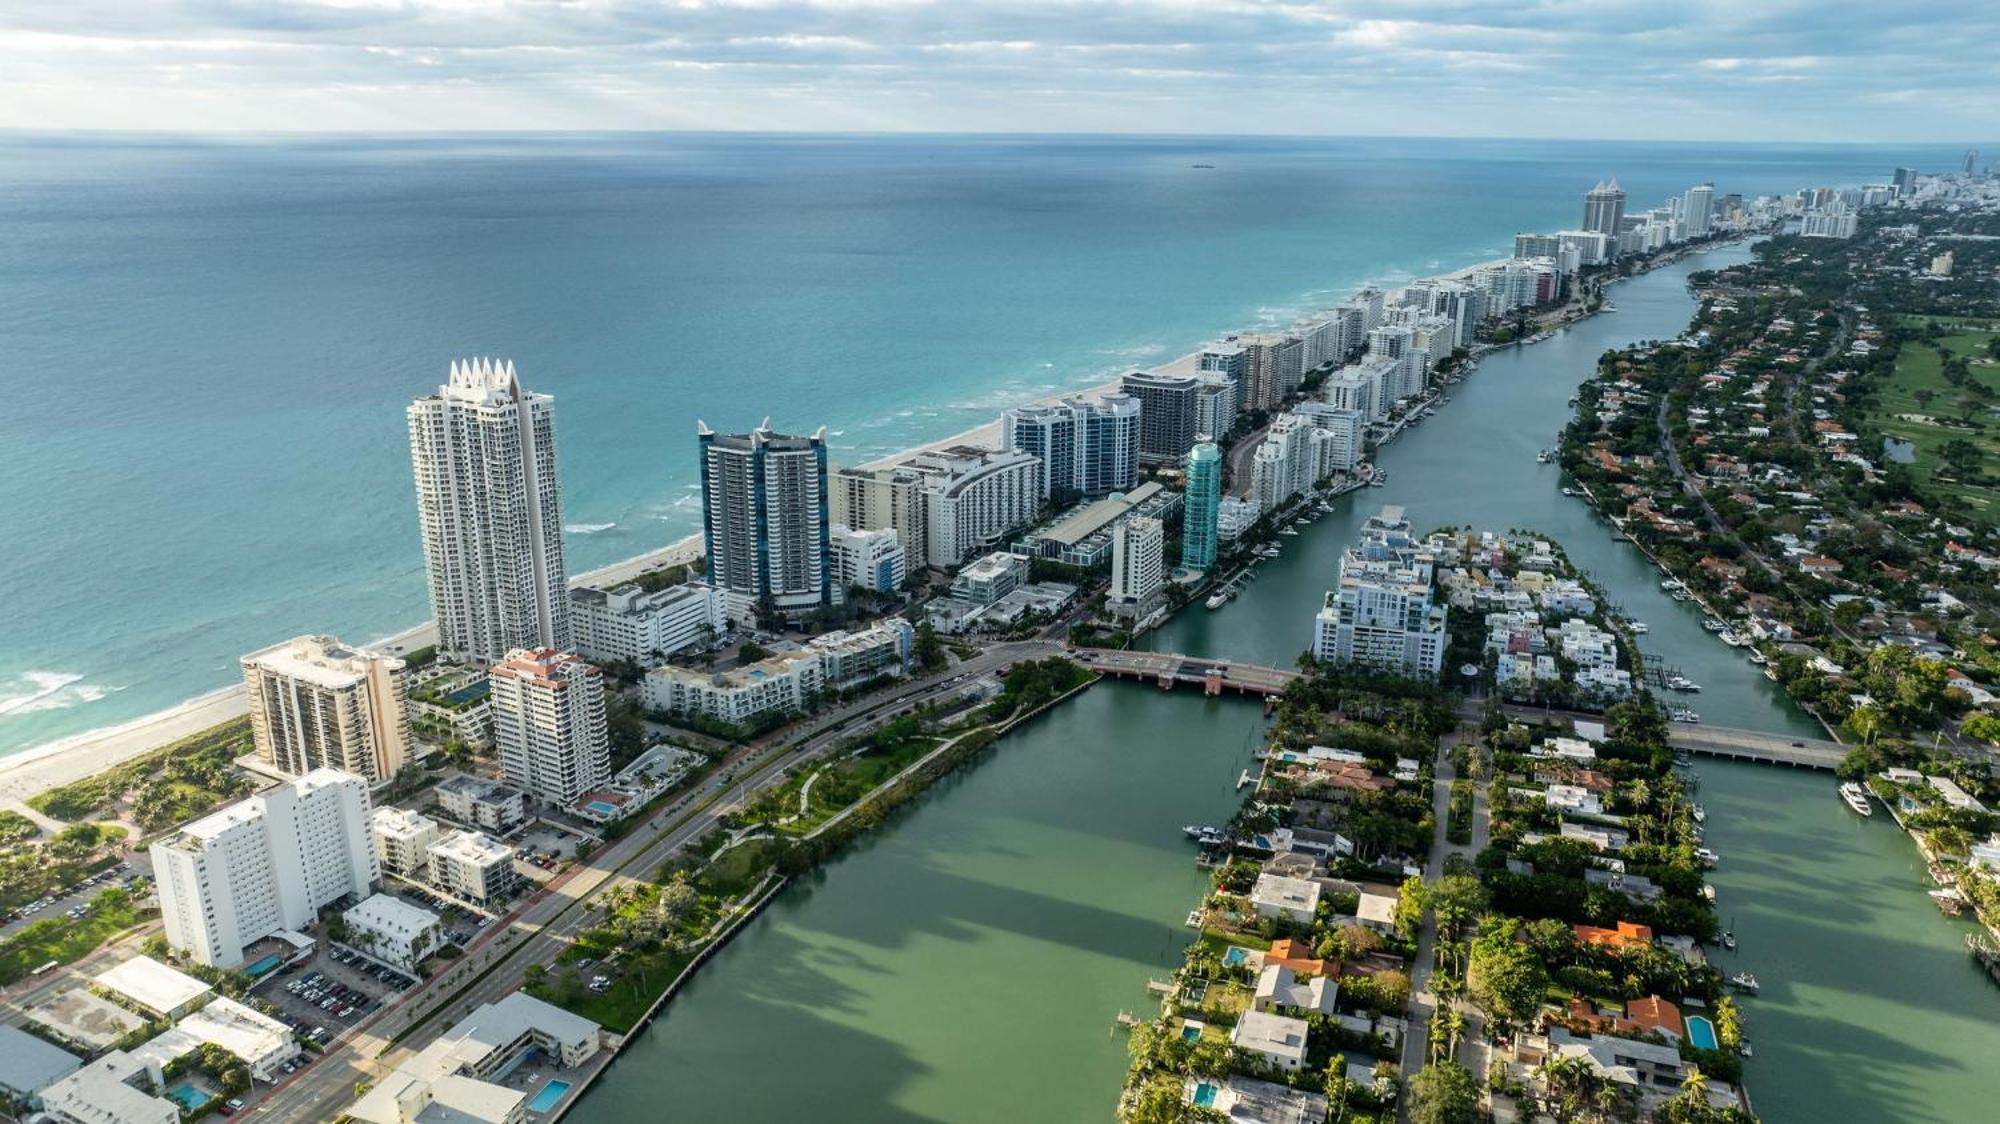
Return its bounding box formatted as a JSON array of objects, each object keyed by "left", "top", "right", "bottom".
[{"left": 0, "top": 245, "right": 1624, "bottom": 802}]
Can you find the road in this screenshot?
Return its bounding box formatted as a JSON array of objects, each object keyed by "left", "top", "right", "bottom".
[{"left": 248, "top": 640, "right": 1057, "bottom": 1122}]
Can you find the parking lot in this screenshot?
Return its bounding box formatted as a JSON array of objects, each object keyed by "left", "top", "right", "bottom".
[
  {"left": 0, "top": 858, "right": 150, "bottom": 940},
  {"left": 255, "top": 945, "right": 415, "bottom": 1050},
  {"left": 384, "top": 881, "right": 493, "bottom": 945}
]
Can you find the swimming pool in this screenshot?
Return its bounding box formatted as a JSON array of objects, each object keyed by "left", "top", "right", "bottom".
[
  {"left": 1686, "top": 1015, "right": 1718, "bottom": 1051},
  {"left": 1180, "top": 1024, "right": 1202, "bottom": 1042},
  {"left": 244, "top": 952, "right": 282, "bottom": 976},
  {"left": 585, "top": 801, "right": 620, "bottom": 817},
  {"left": 1222, "top": 946, "right": 1251, "bottom": 967},
  {"left": 528, "top": 1080, "right": 573, "bottom": 1114},
  {"left": 167, "top": 1084, "right": 212, "bottom": 1112},
  {"left": 1191, "top": 1082, "right": 1219, "bottom": 1108}
]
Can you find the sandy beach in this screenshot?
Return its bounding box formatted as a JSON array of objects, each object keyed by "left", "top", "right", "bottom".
[{"left": 0, "top": 251, "right": 1513, "bottom": 804}]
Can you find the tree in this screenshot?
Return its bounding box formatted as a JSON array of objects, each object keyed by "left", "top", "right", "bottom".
[
  {"left": 1468, "top": 922, "right": 1552, "bottom": 1027},
  {"left": 1408, "top": 1061, "right": 1479, "bottom": 1124},
  {"left": 913, "top": 620, "right": 946, "bottom": 672},
  {"left": 1394, "top": 875, "right": 1427, "bottom": 940},
  {"left": 1960, "top": 713, "right": 2000, "bottom": 747}
]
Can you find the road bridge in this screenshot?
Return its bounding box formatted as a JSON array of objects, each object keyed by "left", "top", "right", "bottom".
[{"left": 1070, "top": 648, "right": 1300, "bottom": 699}]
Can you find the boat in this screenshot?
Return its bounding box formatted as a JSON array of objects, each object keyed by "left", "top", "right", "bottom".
[
  {"left": 1692, "top": 803, "right": 1706, "bottom": 824},
  {"left": 1721, "top": 930, "right": 1737, "bottom": 950},
  {"left": 1840, "top": 782, "right": 1873, "bottom": 816},
  {"left": 1702, "top": 618, "right": 1727, "bottom": 633},
  {"left": 1670, "top": 590, "right": 1691, "bottom": 601},
  {"left": 1747, "top": 650, "right": 1767, "bottom": 665},
  {"left": 1740, "top": 1042, "right": 1754, "bottom": 1058},
  {"left": 1626, "top": 620, "right": 1649, "bottom": 634},
  {"left": 1278, "top": 527, "right": 1299, "bottom": 537},
  {"left": 1696, "top": 847, "right": 1720, "bottom": 867},
  {"left": 1762, "top": 665, "right": 1779, "bottom": 682},
  {"left": 1720, "top": 632, "right": 1744, "bottom": 647},
  {"left": 1666, "top": 675, "right": 1701, "bottom": 693},
  {"left": 1660, "top": 579, "right": 1683, "bottom": 591},
  {"left": 1729, "top": 972, "right": 1760, "bottom": 993},
  {"left": 1671, "top": 707, "right": 1701, "bottom": 724},
  {"left": 1537, "top": 449, "right": 1554, "bottom": 464},
  {"left": 1560, "top": 486, "right": 1578, "bottom": 496},
  {"left": 1205, "top": 592, "right": 1230, "bottom": 611}
]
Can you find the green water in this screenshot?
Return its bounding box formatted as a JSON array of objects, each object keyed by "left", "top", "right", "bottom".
[{"left": 576, "top": 247, "right": 1999, "bottom": 1121}]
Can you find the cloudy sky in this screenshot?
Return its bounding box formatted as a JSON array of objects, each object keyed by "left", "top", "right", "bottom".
[{"left": 2, "top": 0, "right": 1994, "bottom": 139}]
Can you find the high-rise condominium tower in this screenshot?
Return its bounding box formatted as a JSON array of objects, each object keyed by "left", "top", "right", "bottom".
[
  {"left": 699, "top": 421, "right": 831, "bottom": 614},
  {"left": 488, "top": 648, "right": 611, "bottom": 806},
  {"left": 1182, "top": 442, "right": 1221, "bottom": 571},
  {"left": 407, "top": 359, "right": 571, "bottom": 663},
  {"left": 240, "top": 635, "right": 412, "bottom": 783},
  {"left": 1582, "top": 179, "right": 1627, "bottom": 238}
]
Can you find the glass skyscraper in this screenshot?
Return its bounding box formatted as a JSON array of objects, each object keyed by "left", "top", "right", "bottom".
[{"left": 1181, "top": 441, "right": 1221, "bottom": 571}]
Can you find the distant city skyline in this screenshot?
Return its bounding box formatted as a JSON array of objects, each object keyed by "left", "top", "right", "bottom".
[{"left": 2, "top": 1, "right": 1996, "bottom": 141}]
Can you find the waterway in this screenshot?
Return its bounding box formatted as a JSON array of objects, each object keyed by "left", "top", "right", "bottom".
[{"left": 577, "top": 246, "right": 2000, "bottom": 1121}]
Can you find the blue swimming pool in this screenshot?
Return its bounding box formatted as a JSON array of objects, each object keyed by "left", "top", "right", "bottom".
[
  {"left": 244, "top": 952, "right": 282, "bottom": 976},
  {"left": 1222, "top": 947, "right": 1251, "bottom": 966},
  {"left": 585, "top": 801, "right": 620, "bottom": 817},
  {"left": 1181, "top": 1024, "right": 1202, "bottom": 1041},
  {"left": 1686, "top": 1015, "right": 1718, "bottom": 1051},
  {"left": 1192, "top": 1082, "right": 1219, "bottom": 1108},
  {"left": 167, "top": 1084, "right": 211, "bottom": 1112},
  {"left": 528, "top": 1080, "right": 573, "bottom": 1114}
]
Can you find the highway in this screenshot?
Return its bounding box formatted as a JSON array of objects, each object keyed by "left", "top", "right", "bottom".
[{"left": 248, "top": 640, "right": 1054, "bottom": 1122}]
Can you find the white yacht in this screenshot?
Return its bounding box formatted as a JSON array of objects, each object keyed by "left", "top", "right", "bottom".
[{"left": 1840, "top": 782, "right": 1873, "bottom": 816}]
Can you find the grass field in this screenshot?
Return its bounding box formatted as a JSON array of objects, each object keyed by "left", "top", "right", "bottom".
[{"left": 1875, "top": 317, "right": 2000, "bottom": 518}]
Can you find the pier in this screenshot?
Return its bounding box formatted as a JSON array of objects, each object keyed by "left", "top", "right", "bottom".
[{"left": 1070, "top": 648, "right": 1300, "bottom": 699}]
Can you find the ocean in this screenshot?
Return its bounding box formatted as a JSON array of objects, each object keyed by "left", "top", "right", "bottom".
[{"left": 0, "top": 133, "right": 1970, "bottom": 755}]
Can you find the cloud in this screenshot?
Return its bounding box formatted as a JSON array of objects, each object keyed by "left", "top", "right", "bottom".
[{"left": 0, "top": 0, "right": 1993, "bottom": 139}]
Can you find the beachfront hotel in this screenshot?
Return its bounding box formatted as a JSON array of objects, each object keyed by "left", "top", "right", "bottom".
[
  {"left": 407, "top": 358, "right": 573, "bottom": 664},
  {"left": 240, "top": 635, "right": 413, "bottom": 784},
  {"left": 152, "top": 770, "right": 379, "bottom": 968},
  {"left": 698, "top": 421, "right": 833, "bottom": 616},
  {"left": 487, "top": 648, "right": 611, "bottom": 807}
]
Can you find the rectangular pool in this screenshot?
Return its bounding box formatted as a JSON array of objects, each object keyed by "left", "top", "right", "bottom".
[
  {"left": 244, "top": 952, "right": 283, "bottom": 976},
  {"left": 1686, "top": 1015, "right": 1718, "bottom": 1051},
  {"left": 167, "top": 1084, "right": 211, "bottom": 1112},
  {"left": 528, "top": 1080, "right": 573, "bottom": 1114},
  {"left": 585, "top": 801, "right": 620, "bottom": 817},
  {"left": 1191, "top": 1082, "right": 1219, "bottom": 1108}
]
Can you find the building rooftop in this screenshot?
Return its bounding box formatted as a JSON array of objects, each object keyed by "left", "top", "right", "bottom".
[
  {"left": 345, "top": 892, "right": 442, "bottom": 938},
  {"left": 1230, "top": 1010, "right": 1310, "bottom": 1063},
  {"left": 241, "top": 634, "right": 399, "bottom": 690},
  {"left": 0, "top": 1023, "right": 81, "bottom": 1096},
  {"left": 38, "top": 1050, "right": 177, "bottom": 1124},
  {"left": 95, "top": 955, "right": 214, "bottom": 1018},
  {"left": 430, "top": 830, "right": 513, "bottom": 867}
]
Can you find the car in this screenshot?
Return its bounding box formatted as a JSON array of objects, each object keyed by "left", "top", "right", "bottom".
[
  {"left": 338, "top": 1005, "right": 355, "bottom": 1018},
  {"left": 1790, "top": 740, "right": 1805, "bottom": 748},
  {"left": 218, "top": 1107, "right": 236, "bottom": 1117},
  {"left": 225, "top": 1100, "right": 244, "bottom": 1112}
]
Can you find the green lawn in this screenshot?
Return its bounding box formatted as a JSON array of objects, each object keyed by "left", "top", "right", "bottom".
[
  {"left": 1875, "top": 318, "right": 2000, "bottom": 516},
  {"left": 695, "top": 837, "right": 782, "bottom": 899}
]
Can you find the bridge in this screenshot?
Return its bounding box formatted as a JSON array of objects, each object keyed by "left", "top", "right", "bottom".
[
  {"left": 1070, "top": 648, "right": 1301, "bottom": 699},
  {"left": 1490, "top": 702, "right": 1847, "bottom": 770},
  {"left": 1667, "top": 725, "right": 1847, "bottom": 770}
]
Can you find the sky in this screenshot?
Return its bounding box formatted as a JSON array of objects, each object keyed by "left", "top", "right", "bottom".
[{"left": 1, "top": 1, "right": 1995, "bottom": 140}]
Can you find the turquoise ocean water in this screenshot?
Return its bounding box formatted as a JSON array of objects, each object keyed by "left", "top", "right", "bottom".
[{"left": 0, "top": 134, "right": 1970, "bottom": 754}]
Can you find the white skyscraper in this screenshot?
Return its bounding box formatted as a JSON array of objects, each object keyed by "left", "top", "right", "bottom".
[
  {"left": 1001, "top": 394, "right": 1140, "bottom": 502},
  {"left": 153, "top": 770, "right": 379, "bottom": 967},
  {"left": 1108, "top": 516, "right": 1165, "bottom": 616},
  {"left": 240, "top": 635, "right": 413, "bottom": 784},
  {"left": 408, "top": 359, "right": 571, "bottom": 664},
  {"left": 1683, "top": 183, "right": 1715, "bottom": 238},
  {"left": 1312, "top": 507, "right": 1446, "bottom": 678},
  {"left": 488, "top": 648, "right": 611, "bottom": 807}
]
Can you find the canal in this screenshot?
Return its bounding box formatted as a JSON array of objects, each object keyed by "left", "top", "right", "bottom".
[{"left": 574, "top": 246, "right": 1998, "bottom": 1121}]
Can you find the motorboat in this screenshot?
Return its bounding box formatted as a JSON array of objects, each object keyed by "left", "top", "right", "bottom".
[
  {"left": 1671, "top": 590, "right": 1691, "bottom": 601},
  {"left": 1671, "top": 707, "right": 1701, "bottom": 724},
  {"left": 1561, "top": 486, "right": 1578, "bottom": 496},
  {"left": 1840, "top": 782, "right": 1873, "bottom": 816},
  {"left": 1667, "top": 675, "right": 1701, "bottom": 693},
  {"left": 1626, "top": 620, "right": 1649, "bottom": 634},
  {"left": 1747, "top": 650, "right": 1767, "bottom": 665},
  {"left": 1729, "top": 972, "right": 1760, "bottom": 993},
  {"left": 1692, "top": 804, "right": 1706, "bottom": 823},
  {"left": 1696, "top": 847, "right": 1720, "bottom": 867},
  {"left": 1721, "top": 930, "right": 1737, "bottom": 951},
  {"left": 1702, "top": 618, "right": 1727, "bottom": 633},
  {"left": 1537, "top": 449, "right": 1554, "bottom": 464},
  {"left": 1205, "top": 592, "right": 1230, "bottom": 611},
  {"left": 1720, "top": 632, "right": 1745, "bottom": 647}
]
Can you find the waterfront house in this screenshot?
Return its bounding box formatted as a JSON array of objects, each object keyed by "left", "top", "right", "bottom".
[
  {"left": 1253, "top": 965, "right": 1337, "bottom": 1017},
  {"left": 1229, "top": 1010, "right": 1310, "bottom": 1071},
  {"left": 1185, "top": 1076, "right": 1328, "bottom": 1124},
  {"left": 1250, "top": 874, "right": 1321, "bottom": 925},
  {"left": 1573, "top": 921, "right": 1653, "bottom": 952}
]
